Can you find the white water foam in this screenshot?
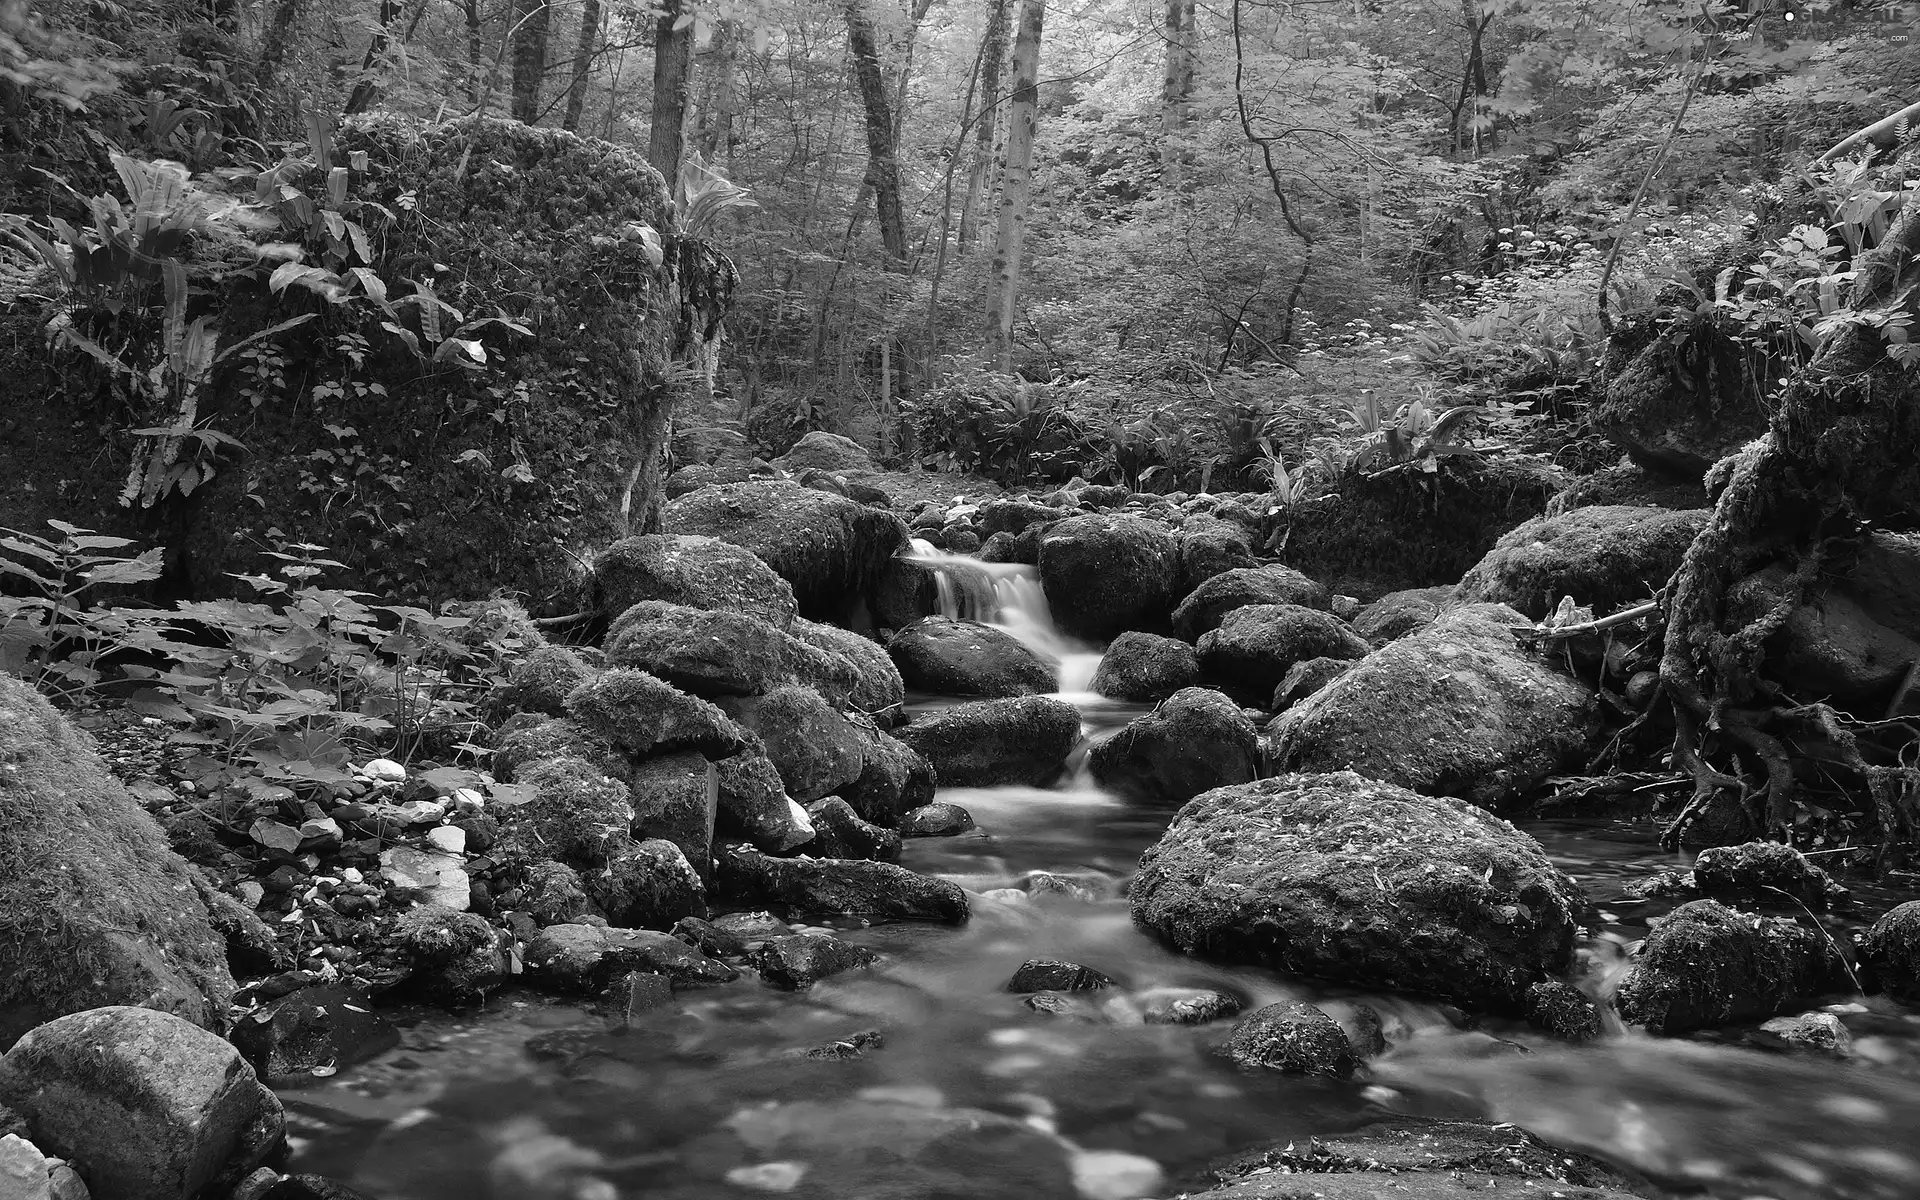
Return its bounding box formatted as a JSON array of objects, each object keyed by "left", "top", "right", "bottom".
[{"left": 906, "top": 544, "right": 1104, "bottom": 694}]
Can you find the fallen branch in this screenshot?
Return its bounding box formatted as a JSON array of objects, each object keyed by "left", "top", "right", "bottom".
[
  {"left": 1816, "top": 98, "right": 1920, "bottom": 166},
  {"left": 1517, "top": 600, "right": 1660, "bottom": 642}
]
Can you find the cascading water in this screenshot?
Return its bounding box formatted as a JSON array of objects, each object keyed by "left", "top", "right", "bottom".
[{"left": 907, "top": 540, "right": 1104, "bottom": 695}]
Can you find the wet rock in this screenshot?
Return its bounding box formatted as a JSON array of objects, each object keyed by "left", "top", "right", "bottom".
[
  {"left": 887, "top": 617, "right": 1057, "bottom": 697},
  {"left": 1086, "top": 687, "right": 1258, "bottom": 806},
  {"left": 1137, "top": 988, "right": 1242, "bottom": 1025},
  {"left": 1614, "top": 900, "right": 1852, "bottom": 1034},
  {"left": 1024, "top": 871, "right": 1107, "bottom": 904},
  {"left": 871, "top": 555, "right": 944, "bottom": 631},
  {"left": 628, "top": 752, "right": 718, "bottom": 878},
  {"left": 1691, "top": 841, "right": 1845, "bottom": 910},
  {"left": 710, "top": 911, "right": 795, "bottom": 946},
  {"left": 1037, "top": 514, "right": 1182, "bottom": 640},
  {"left": 1857, "top": 900, "right": 1920, "bottom": 1002},
  {"left": 717, "top": 844, "right": 969, "bottom": 923},
  {"left": 229, "top": 984, "right": 398, "bottom": 1084},
  {"left": 803, "top": 797, "right": 901, "bottom": 861},
  {"left": 491, "top": 716, "right": 627, "bottom": 784},
  {"left": 589, "top": 533, "right": 799, "bottom": 629},
  {"left": 1548, "top": 458, "right": 1710, "bottom": 514},
  {"left": 1596, "top": 313, "right": 1770, "bottom": 478},
  {"left": 1131, "top": 772, "right": 1581, "bottom": 1012},
  {"left": 588, "top": 838, "right": 707, "bottom": 929},
  {"left": 605, "top": 601, "right": 839, "bottom": 700},
  {"left": 895, "top": 695, "right": 1082, "bottom": 787},
  {"left": 1455, "top": 506, "right": 1709, "bottom": 619},
  {"left": 775, "top": 430, "right": 877, "bottom": 474},
  {"left": 1021, "top": 991, "right": 1092, "bottom": 1019},
  {"left": 524, "top": 923, "right": 738, "bottom": 992},
  {"left": 490, "top": 645, "right": 595, "bottom": 720},
  {"left": 1178, "top": 514, "right": 1257, "bottom": 592},
  {"left": 664, "top": 480, "right": 910, "bottom": 618},
  {"left": 1088, "top": 632, "right": 1201, "bottom": 701},
  {"left": 900, "top": 802, "right": 974, "bottom": 837},
  {"left": 1271, "top": 657, "right": 1352, "bottom": 710},
  {"left": 1343, "top": 1003, "right": 1387, "bottom": 1059},
  {"left": 1197, "top": 604, "right": 1370, "bottom": 700},
  {"left": 978, "top": 531, "right": 1019, "bottom": 562},
  {"left": 608, "top": 971, "right": 675, "bottom": 1024},
  {"left": 795, "top": 1028, "right": 886, "bottom": 1060},
  {"left": 670, "top": 916, "right": 747, "bottom": 959},
  {"left": 978, "top": 498, "right": 1071, "bottom": 537},
  {"left": 392, "top": 906, "right": 505, "bottom": 1006},
  {"left": 1525, "top": 981, "right": 1602, "bottom": 1042},
  {"left": 504, "top": 756, "right": 635, "bottom": 866},
  {"left": 839, "top": 722, "right": 929, "bottom": 826},
  {"left": 566, "top": 668, "right": 747, "bottom": 759},
  {"left": 753, "top": 932, "right": 880, "bottom": 989},
  {"left": 1170, "top": 565, "right": 1331, "bottom": 641},
  {"left": 0, "top": 676, "right": 241, "bottom": 1048},
  {"left": 1219, "top": 1002, "right": 1358, "bottom": 1077},
  {"left": 791, "top": 618, "right": 906, "bottom": 716},
  {"left": 0, "top": 1007, "right": 283, "bottom": 1200},
  {"left": 259, "top": 1174, "right": 382, "bottom": 1200},
  {"left": 1753, "top": 1011, "right": 1852, "bottom": 1057},
  {"left": 518, "top": 861, "right": 602, "bottom": 926},
  {"left": 1267, "top": 604, "right": 1600, "bottom": 808},
  {"left": 715, "top": 752, "right": 813, "bottom": 851},
  {"left": 1006, "top": 959, "right": 1114, "bottom": 993},
  {"left": 1351, "top": 585, "right": 1455, "bottom": 644},
  {"left": 722, "top": 687, "right": 865, "bottom": 803}
]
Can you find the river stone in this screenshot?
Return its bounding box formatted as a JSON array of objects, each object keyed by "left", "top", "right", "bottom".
[
  {"left": 1351, "top": 585, "right": 1455, "bottom": 644},
  {"left": 895, "top": 695, "right": 1082, "bottom": 787},
  {"left": 1086, "top": 687, "right": 1258, "bottom": 806},
  {"left": 1130, "top": 773, "right": 1581, "bottom": 1011},
  {"left": 1860, "top": 901, "right": 1920, "bottom": 1002},
  {"left": 524, "top": 923, "right": 738, "bottom": 993},
  {"left": 1037, "top": 513, "right": 1181, "bottom": 640},
  {"left": 1088, "top": 631, "right": 1201, "bottom": 701},
  {"left": 1691, "top": 841, "right": 1845, "bottom": 910},
  {"left": 664, "top": 479, "right": 910, "bottom": 618},
  {"left": 1170, "top": 565, "right": 1331, "bottom": 641},
  {"left": 752, "top": 932, "right": 880, "bottom": 989},
  {"left": 1267, "top": 604, "right": 1599, "bottom": 808},
  {"left": 0, "top": 676, "right": 240, "bottom": 1049},
  {"left": 1137, "top": 988, "right": 1242, "bottom": 1025},
  {"left": 715, "top": 751, "right": 812, "bottom": 851},
  {"left": 1197, "top": 604, "right": 1370, "bottom": 699},
  {"left": 1271, "top": 656, "right": 1351, "bottom": 710},
  {"left": 229, "top": 984, "right": 399, "bottom": 1084},
  {"left": 900, "top": 802, "right": 974, "bottom": 837},
  {"left": 790, "top": 618, "right": 905, "bottom": 716},
  {"left": 1455, "top": 506, "right": 1709, "bottom": 619},
  {"left": 1218, "top": 1001, "right": 1358, "bottom": 1077},
  {"left": 628, "top": 752, "right": 718, "bottom": 881},
  {"left": 1614, "top": 900, "right": 1852, "bottom": 1034},
  {"left": 565, "top": 668, "right": 747, "bottom": 759},
  {"left": 0, "top": 1007, "right": 284, "bottom": 1200},
  {"left": 1596, "top": 314, "right": 1771, "bottom": 479},
  {"left": 504, "top": 755, "right": 635, "bottom": 866},
  {"left": 605, "top": 601, "right": 840, "bottom": 700},
  {"left": 588, "top": 838, "right": 707, "bottom": 929},
  {"left": 491, "top": 716, "right": 627, "bottom": 784},
  {"left": 977, "top": 498, "right": 1071, "bottom": 536},
  {"left": 391, "top": 906, "right": 505, "bottom": 1006},
  {"left": 378, "top": 846, "right": 471, "bottom": 910},
  {"left": 839, "top": 722, "right": 931, "bottom": 826},
  {"left": 775, "top": 430, "right": 877, "bottom": 474},
  {"left": 887, "top": 617, "right": 1057, "bottom": 697},
  {"left": 590, "top": 533, "right": 799, "bottom": 629},
  {"left": 519, "top": 861, "right": 602, "bottom": 926},
  {"left": 717, "top": 844, "right": 970, "bottom": 923},
  {"left": 1178, "top": 514, "right": 1258, "bottom": 592},
  {"left": 804, "top": 797, "right": 902, "bottom": 861},
  {"left": 1006, "top": 959, "right": 1114, "bottom": 993},
  {"left": 1525, "top": 981, "right": 1603, "bottom": 1042},
  {"left": 722, "top": 686, "right": 866, "bottom": 803},
  {"left": 1753, "top": 1011, "right": 1853, "bottom": 1057}
]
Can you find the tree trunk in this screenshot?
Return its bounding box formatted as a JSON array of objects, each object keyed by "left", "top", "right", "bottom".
[
  {"left": 1452, "top": 0, "right": 1491, "bottom": 157},
  {"left": 694, "top": 19, "right": 742, "bottom": 162},
  {"left": 984, "top": 0, "right": 1043, "bottom": 373},
  {"left": 844, "top": 0, "right": 909, "bottom": 267},
  {"left": 510, "top": 0, "right": 550, "bottom": 123},
  {"left": 464, "top": 0, "right": 485, "bottom": 104},
  {"left": 650, "top": 0, "right": 694, "bottom": 184},
  {"left": 958, "top": 0, "right": 1008, "bottom": 253},
  {"left": 1160, "top": 0, "right": 1195, "bottom": 133},
  {"left": 254, "top": 0, "right": 307, "bottom": 94},
  {"left": 561, "top": 0, "right": 601, "bottom": 131},
  {"left": 343, "top": 0, "right": 401, "bottom": 115}
]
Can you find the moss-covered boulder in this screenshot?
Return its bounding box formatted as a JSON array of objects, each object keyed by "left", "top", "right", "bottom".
[
  {"left": 1548, "top": 459, "right": 1711, "bottom": 514},
  {"left": 504, "top": 756, "right": 636, "bottom": 866},
  {"left": 720, "top": 686, "right": 865, "bottom": 803},
  {"left": 1177, "top": 514, "right": 1257, "bottom": 592},
  {"left": 1614, "top": 900, "right": 1851, "bottom": 1034},
  {"left": 715, "top": 751, "right": 812, "bottom": 850},
  {"left": 773, "top": 431, "right": 878, "bottom": 474},
  {"left": 1088, "top": 631, "right": 1201, "bottom": 701},
  {"left": 1267, "top": 604, "right": 1600, "bottom": 809},
  {"left": 1217, "top": 1001, "right": 1359, "bottom": 1077},
  {"left": 1, "top": 116, "right": 733, "bottom": 607},
  {"left": 565, "top": 668, "right": 747, "bottom": 760},
  {"left": 790, "top": 618, "right": 905, "bottom": 717},
  {"left": 894, "top": 695, "right": 1083, "bottom": 788},
  {"left": 1351, "top": 585, "right": 1455, "bottom": 645},
  {"left": 887, "top": 617, "right": 1057, "bottom": 697},
  {"left": 1454, "top": 506, "right": 1709, "bottom": 619},
  {"left": 488, "top": 644, "right": 595, "bottom": 722},
  {"left": 1130, "top": 773, "right": 1582, "bottom": 1012},
  {"left": 589, "top": 534, "right": 798, "bottom": 629},
  {"left": 1086, "top": 687, "right": 1259, "bottom": 806},
  {"left": 0, "top": 674, "right": 240, "bottom": 1049},
  {"left": 1170, "top": 566, "right": 1331, "bottom": 641},
  {"left": 1595, "top": 313, "right": 1774, "bottom": 479},
  {"left": 1197, "top": 604, "right": 1371, "bottom": 700},
  {"left": 1860, "top": 901, "right": 1920, "bottom": 1003},
  {"left": 605, "top": 601, "right": 848, "bottom": 701},
  {"left": 1036, "top": 514, "right": 1182, "bottom": 640},
  {"left": 664, "top": 480, "right": 909, "bottom": 619}
]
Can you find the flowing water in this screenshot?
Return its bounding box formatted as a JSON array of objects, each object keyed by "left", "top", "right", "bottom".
[{"left": 281, "top": 553, "right": 1920, "bottom": 1200}]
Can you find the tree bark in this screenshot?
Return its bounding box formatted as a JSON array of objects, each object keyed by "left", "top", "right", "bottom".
[
  {"left": 1160, "top": 0, "right": 1195, "bottom": 133},
  {"left": 958, "top": 0, "right": 1008, "bottom": 253},
  {"left": 561, "top": 0, "right": 601, "bottom": 131},
  {"left": 343, "top": 0, "right": 401, "bottom": 115},
  {"left": 510, "top": 0, "right": 550, "bottom": 123},
  {"left": 844, "top": 0, "right": 909, "bottom": 267},
  {"left": 694, "top": 19, "right": 742, "bottom": 162},
  {"left": 464, "top": 0, "right": 485, "bottom": 104},
  {"left": 984, "top": 0, "right": 1043, "bottom": 373},
  {"left": 650, "top": 0, "right": 694, "bottom": 184},
  {"left": 254, "top": 0, "right": 307, "bottom": 95}
]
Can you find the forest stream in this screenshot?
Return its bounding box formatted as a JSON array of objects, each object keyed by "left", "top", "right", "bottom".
[{"left": 275, "top": 557, "right": 1920, "bottom": 1200}]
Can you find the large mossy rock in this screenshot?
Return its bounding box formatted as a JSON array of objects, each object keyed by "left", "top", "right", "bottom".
[
  {"left": 1595, "top": 313, "right": 1773, "bottom": 479},
  {"left": 1454, "top": 506, "right": 1709, "bottom": 619},
  {"left": 1036, "top": 514, "right": 1181, "bottom": 640},
  {"left": 1267, "top": 604, "right": 1599, "bottom": 809},
  {"left": 0, "top": 674, "right": 241, "bottom": 1050},
  {"left": 1613, "top": 900, "right": 1851, "bottom": 1034},
  {"left": 1086, "top": 687, "right": 1259, "bottom": 806},
  {"left": 1282, "top": 456, "right": 1564, "bottom": 599},
  {"left": 894, "top": 695, "right": 1082, "bottom": 787},
  {"left": 1130, "top": 772, "right": 1582, "bottom": 1011},
  {"left": 887, "top": 617, "right": 1057, "bottom": 697},
  {"left": 1196, "top": 603, "right": 1370, "bottom": 700},
  {"left": 1169, "top": 565, "right": 1330, "bottom": 641},
  {"left": 664, "top": 480, "right": 909, "bottom": 619},
  {"left": 1, "top": 116, "right": 732, "bottom": 607},
  {"left": 589, "top": 534, "right": 798, "bottom": 629}
]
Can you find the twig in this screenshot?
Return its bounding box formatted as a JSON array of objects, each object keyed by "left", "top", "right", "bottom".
[
  {"left": 1517, "top": 600, "right": 1660, "bottom": 642},
  {"left": 532, "top": 610, "right": 592, "bottom": 628},
  {"left": 1597, "top": 54, "right": 1703, "bottom": 335},
  {"left": 1885, "top": 660, "right": 1919, "bottom": 721}
]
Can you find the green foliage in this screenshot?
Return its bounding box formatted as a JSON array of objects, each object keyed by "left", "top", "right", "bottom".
[
  {"left": 903, "top": 370, "right": 1093, "bottom": 483},
  {"left": 0, "top": 519, "right": 164, "bottom": 698}
]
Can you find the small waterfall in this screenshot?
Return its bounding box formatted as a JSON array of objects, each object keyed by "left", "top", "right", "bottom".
[{"left": 907, "top": 544, "right": 1104, "bottom": 695}]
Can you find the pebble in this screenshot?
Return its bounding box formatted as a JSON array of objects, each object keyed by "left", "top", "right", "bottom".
[
  {"left": 237, "top": 881, "right": 267, "bottom": 907},
  {"left": 726, "top": 1162, "right": 808, "bottom": 1192},
  {"left": 361, "top": 758, "right": 407, "bottom": 783},
  {"left": 379, "top": 847, "right": 472, "bottom": 911},
  {"left": 451, "top": 787, "right": 486, "bottom": 812},
  {"left": 400, "top": 799, "right": 449, "bottom": 825},
  {"left": 426, "top": 826, "right": 467, "bottom": 854}
]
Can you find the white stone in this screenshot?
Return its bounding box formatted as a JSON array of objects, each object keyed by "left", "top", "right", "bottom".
[
  {"left": 340, "top": 867, "right": 364, "bottom": 884},
  {"left": 236, "top": 882, "right": 267, "bottom": 908},
  {"left": 450, "top": 787, "right": 486, "bottom": 812},
  {"left": 360, "top": 758, "right": 407, "bottom": 783},
  {"left": 725, "top": 1162, "right": 807, "bottom": 1193},
  {"left": 0, "top": 1135, "right": 52, "bottom": 1200},
  {"left": 425, "top": 826, "right": 467, "bottom": 855},
  {"left": 1069, "top": 1150, "right": 1163, "bottom": 1200},
  {"left": 400, "top": 799, "right": 448, "bottom": 825},
  {"left": 379, "top": 847, "right": 471, "bottom": 910}
]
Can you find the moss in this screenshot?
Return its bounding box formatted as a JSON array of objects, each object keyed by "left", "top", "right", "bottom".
[
  {"left": 1614, "top": 899, "right": 1849, "bottom": 1033},
  {"left": 1594, "top": 312, "right": 1775, "bottom": 478},
  {"left": 491, "top": 644, "right": 595, "bottom": 721},
  {"left": 789, "top": 618, "right": 903, "bottom": 716},
  {"left": 1454, "top": 505, "right": 1710, "bottom": 619},
  {"left": 492, "top": 715, "right": 626, "bottom": 782},
  {"left": 590, "top": 533, "right": 798, "bottom": 629},
  {"left": 566, "top": 667, "right": 747, "bottom": 760},
  {"left": 510, "top": 755, "right": 636, "bottom": 866},
  {"left": 1547, "top": 459, "right": 1709, "bottom": 515}
]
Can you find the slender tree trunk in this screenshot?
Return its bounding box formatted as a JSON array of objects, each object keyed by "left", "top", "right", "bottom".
[
  {"left": 254, "top": 0, "right": 307, "bottom": 93},
  {"left": 984, "top": 0, "right": 1043, "bottom": 373},
  {"left": 695, "top": 20, "right": 742, "bottom": 161},
  {"left": 510, "top": 0, "right": 550, "bottom": 122},
  {"left": 343, "top": 0, "right": 401, "bottom": 114},
  {"left": 650, "top": 0, "right": 694, "bottom": 183},
  {"left": 958, "top": 0, "right": 1008, "bottom": 253},
  {"left": 1160, "top": 0, "right": 1195, "bottom": 132},
  {"left": 844, "top": 0, "right": 908, "bottom": 266},
  {"left": 463, "top": 0, "right": 484, "bottom": 104},
  {"left": 1453, "top": 0, "right": 1491, "bottom": 156},
  {"left": 561, "top": 0, "right": 601, "bottom": 130}
]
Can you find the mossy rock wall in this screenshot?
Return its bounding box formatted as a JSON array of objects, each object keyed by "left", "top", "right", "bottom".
[
  {"left": 0, "top": 115, "right": 729, "bottom": 609},
  {"left": 1280, "top": 457, "right": 1564, "bottom": 600}
]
